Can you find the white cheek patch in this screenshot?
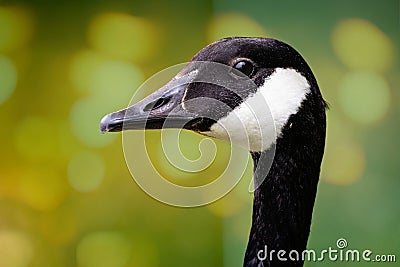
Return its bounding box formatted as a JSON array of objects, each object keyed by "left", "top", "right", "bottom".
[{"left": 203, "top": 68, "right": 310, "bottom": 152}]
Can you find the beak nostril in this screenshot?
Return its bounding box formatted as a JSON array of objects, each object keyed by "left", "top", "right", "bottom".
[{"left": 143, "top": 96, "right": 171, "bottom": 112}]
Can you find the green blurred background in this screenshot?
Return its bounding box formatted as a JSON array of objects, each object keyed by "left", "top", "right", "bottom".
[{"left": 0, "top": 0, "right": 399, "bottom": 266}]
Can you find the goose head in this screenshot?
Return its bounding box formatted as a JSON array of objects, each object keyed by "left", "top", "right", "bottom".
[{"left": 100, "top": 37, "right": 326, "bottom": 154}]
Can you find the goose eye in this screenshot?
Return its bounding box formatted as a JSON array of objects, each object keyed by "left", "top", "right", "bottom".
[{"left": 232, "top": 60, "right": 254, "bottom": 78}]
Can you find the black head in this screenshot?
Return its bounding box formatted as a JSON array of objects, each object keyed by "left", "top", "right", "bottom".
[{"left": 100, "top": 37, "right": 326, "bottom": 152}]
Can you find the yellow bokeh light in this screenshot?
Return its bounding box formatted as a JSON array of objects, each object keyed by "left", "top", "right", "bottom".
[
  {"left": 321, "top": 141, "right": 366, "bottom": 185},
  {"left": 0, "top": 230, "right": 33, "bottom": 267},
  {"left": 70, "top": 97, "right": 117, "bottom": 147},
  {"left": 68, "top": 151, "right": 105, "bottom": 193},
  {"left": 69, "top": 50, "right": 144, "bottom": 100},
  {"left": 88, "top": 12, "right": 158, "bottom": 62},
  {"left": 76, "top": 231, "right": 132, "bottom": 267},
  {"left": 338, "top": 71, "right": 391, "bottom": 125},
  {"left": 14, "top": 116, "right": 57, "bottom": 160},
  {"left": 207, "top": 13, "right": 267, "bottom": 42},
  {"left": 0, "top": 55, "right": 17, "bottom": 104},
  {"left": 89, "top": 60, "right": 144, "bottom": 109},
  {"left": 69, "top": 49, "right": 144, "bottom": 97},
  {"left": 332, "top": 18, "right": 395, "bottom": 72},
  {"left": 69, "top": 50, "right": 104, "bottom": 95},
  {"left": 0, "top": 7, "right": 33, "bottom": 52},
  {"left": 18, "top": 168, "right": 68, "bottom": 211}
]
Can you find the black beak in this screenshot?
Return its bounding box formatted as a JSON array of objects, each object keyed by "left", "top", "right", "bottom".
[{"left": 100, "top": 71, "right": 202, "bottom": 133}]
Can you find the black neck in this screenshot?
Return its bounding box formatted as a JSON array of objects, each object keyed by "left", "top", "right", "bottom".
[{"left": 243, "top": 102, "right": 326, "bottom": 267}]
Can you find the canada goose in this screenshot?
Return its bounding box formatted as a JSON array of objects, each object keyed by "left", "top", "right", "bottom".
[{"left": 100, "top": 37, "right": 327, "bottom": 267}]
